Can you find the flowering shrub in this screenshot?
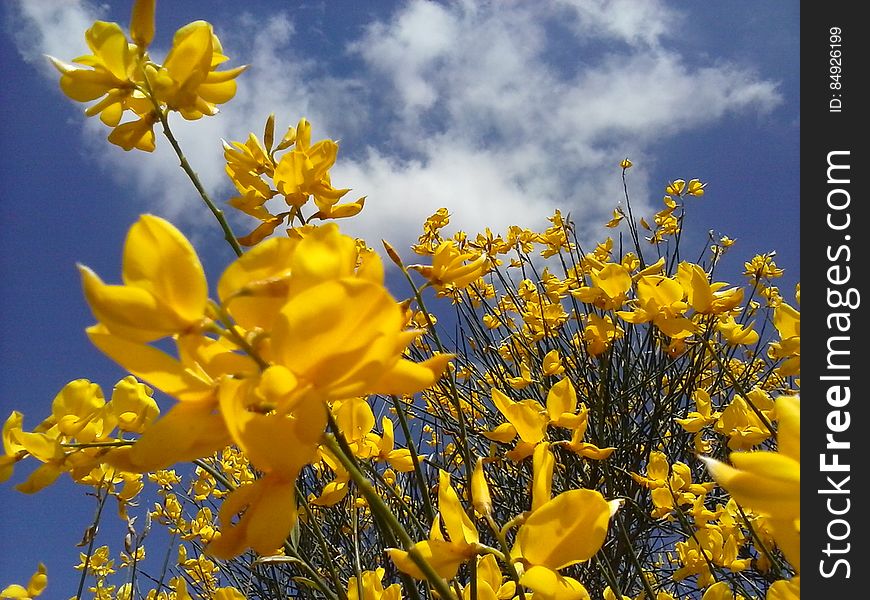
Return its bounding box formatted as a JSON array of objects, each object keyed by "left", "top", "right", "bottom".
[{"left": 2, "top": 2, "right": 799, "bottom": 599}]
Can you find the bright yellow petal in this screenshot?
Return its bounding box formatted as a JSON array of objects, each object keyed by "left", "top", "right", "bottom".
[
  {"left": 514, "top": 489, "right": 611, "bottom": 569},
  {"left": 531, "top": 443, "right": 555, "bottom": 511},
  {"left": 700, "top": 454, "right": 799, "bottom": 519},
  {"left": 218, "top": 378, "right": 325, "bottom": 476},
  {"left": 545, "top": 378, "right": 576, "bottom": 422},
  {"left": 79, "top": 266, "right": 182, "bottom": 342},
  {"left": 519, "top": 566, "right": 590, "bottom": 600},
  {"left": 701, "top": 581, "right": 734, "bottom": 600},
  {"left": 245, "top": 476, "right": 299, "bottom": 555},
  {"left": 15, "top": 463, "right": 64, "bottom": 494},
  {"left": 766, "top": 577, "right": 799, "bottom": 600},
  {"left": 86, "top": 325, "right": 213, "bottom": 402},
  {"left": 218, "top": 236, "right": 296, "bottom": 330},
  {"left": 438, "top": 470, "right": 478, "bottom": 545},
  {"left": 129, "top": 0, "right": 155, "bottom": 47},
  {"left": 162, "top": 21, "right": 213, "bottom": 87},
  {"left": 372, "top": 354, "right": 452, "bottom": 395},
  {"left": 122, "top": 214, "right": 208, "bottom": 324},
  {"left": 122, "top": 402, "right": 230, "bottom": 472},
  {"left": 85, "top": 20, "right": 130, "bottom": 80},
  {"left": 388, "top": 539, "right": 470, "bottom": 580},
  {"left": 775, "top": 395, "right": 800, "bottom": 464},
  {"left": 272, "top": 279, "right": 406, "bottom": 399}
]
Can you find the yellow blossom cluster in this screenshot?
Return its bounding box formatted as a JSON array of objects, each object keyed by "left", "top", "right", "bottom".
[
  {"left": 48, "top": 0, "right": 245, "bottom": 151},
  {"left": 2, "top": 2, "right": 800, "bottom": 599}
]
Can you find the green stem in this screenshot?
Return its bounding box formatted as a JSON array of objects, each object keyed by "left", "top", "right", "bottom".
[
  {"left": 321, "top": 432, "right": 459, "bottom": 600},
  {"left": 391, "top": 394, "right": 437, "bottom": 522},
  {"left": 484, "top": 514, "right": 527, "bottom": 600},
  {"left": 151, "top": 105, "right": 244, "bottom": 257},
  {"left": 295, "top": 491, "right": 348, "bottom": 600}
]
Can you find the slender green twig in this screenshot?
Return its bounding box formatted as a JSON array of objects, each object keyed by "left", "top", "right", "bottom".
[{"left": 321, "top": 431, "right": 459, "bottom": 600}]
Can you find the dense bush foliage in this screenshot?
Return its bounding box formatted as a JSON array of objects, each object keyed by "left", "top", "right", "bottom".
[{"left": 2, "top": 2, "right": 799, "bottom": 599}]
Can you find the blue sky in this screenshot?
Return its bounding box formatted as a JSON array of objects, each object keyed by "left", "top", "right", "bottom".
[{"left": 0, "top": 0, "right": 799, "bottom": 594}]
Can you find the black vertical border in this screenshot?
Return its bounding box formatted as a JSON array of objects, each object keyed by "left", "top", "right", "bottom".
[{"left": 802, "top": 3, "right": 866, "bottom": 596}]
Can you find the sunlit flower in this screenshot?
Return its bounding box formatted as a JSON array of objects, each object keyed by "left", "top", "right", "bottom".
[
  {"left": 78, "top": 214, "right": 208, "bottom": 343},
  {"left": 511, "top": 489, "right": 620, "bottom": 599},
  {"left": 388, "top": 470, "right": 479, "bottom": 580},
  {"left": 1, "top": 563, "right": 47, "bottom": 599},
  {"left": 146, "top": 20, "right": 246, "bottom": 119},
  {"left": 346, "top": 568, "right": 402, "bottom": 600},
  {"left": 409, "top": 240, "right": 489, "bottom": 293},
  {"left": 702, "top": 395, "right": 800, "bottom": 573}
]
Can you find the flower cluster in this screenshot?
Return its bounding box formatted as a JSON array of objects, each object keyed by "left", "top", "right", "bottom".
[
  {"left": 3, "top": 2, "right": 800, "bottom": 599},
  {"left": 48, "top": 0, "right": 245, "bottom": 151}
]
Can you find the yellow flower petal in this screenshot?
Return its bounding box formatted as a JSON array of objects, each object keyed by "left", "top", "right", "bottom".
[
  {"left": 129, "top": 0, "right": 155, "bottom": 47},
  {"left": 86, "top": 325, "right": 213, "bottom": 402},
  {"left": 121, "top": 401, "right": 230, "bottom": 472},
  {"left": 514, "top": 489, "right": 611, "bottom": 570},
  {"left": 122, "top": 214, "right": 208, "bottom": 324},
  {"left": 545, "top": 378, "right": 576, "bottom": 422},
  {"left": 519, "top": 566, "right": 590, "bottom": 600},
  {"left": 700, "top": 453, "right": 799, "bottom": 519}
]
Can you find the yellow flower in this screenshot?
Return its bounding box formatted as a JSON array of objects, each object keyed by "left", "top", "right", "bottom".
[
  {"left": 686, "top": 178, "right": 707, "bottom": 196},
  {"left": 79, "top": 214, "right": 208, "bottom": 343},
  {"left": 47, "top": 0, "right": 244, "bottom": 151},
  {"left": 560, "top": 404, "right": 616, "bottom": 460},
  {"left": 674, "top": 389, "right": 721, "bottom": 434},
  {"left": 333, "top": 397, "right": 380, "bottom": 459},
  {"left": 1, "top": 563, "right": 47, "bottom": 599},
  {"left": 271, "top": 277, "right": 450, "bottom": 401},
  {"left": 616, "top": 275, "right": 696, "bottom": 339},
  {"left": 676, "top": 262, "right": 744, "bottom": 315},
  {"left": 717, "top": 315, "right": 759, "bottom": 346},
  {"left": 105, "top": 376, "right": 159, "bottom": 434},
  {"left": 714, "top": 390, "right": 775, "bottom": 450},
  {"left": 605, "top": 208, "right": 625, "bottom": 228},
  {"left": 49, "top": 379, "right": 108, "bottom": 443},
  {"left": 145, "top": 21, "right": 247, "bottom": 120},
  {"left": 541, "top": 349, "right": 565, "bottom": 376},
  {"left": 702, "top": 395, "right": 800, "bottom": 573},
  {"left": 47, "top": 17, "right": 151, "bottom": 126},
  {"left": 388, "top": 470, "right": 479, "bottom": 580},
  {"left": 571, "top": 262, "right": 632, "bottom": 310},
  {"left": 1, "top": 411, "right": 27, "bottom": 483},
  {"left": 766, "top": 577, "right": 800, "bottom": 600},
  {"left": 701, "top": 581, "right": 744, "bottom": 600},
  {"left": 462, "top": 554, "right": 516, "bottom": 600},
  {"left": 511, "top": 489, "right": 619, "bottom": 599},
  {"left": 347, "top": 568, "right": 402, "bottom": 600},
  {"left": 470, "top": 458, "right": 492, "bottom": 517},
  {"left": 581, "top": 313, "right": 624, "bottom": 357},
  {"left": 767, "top": 302, "right": 800, "bottom": 376},
  {"left": 376, "top": 417, "right": 418, "bottom": 472},
  {"left": 206, "top": 372, "right": 329, "bottom": 558},
  {"left": 272, "top": 118, "right": 353, "bottom": 212},
  {"left": 409, "top": 240, "right": 489, "bottom": 292}
]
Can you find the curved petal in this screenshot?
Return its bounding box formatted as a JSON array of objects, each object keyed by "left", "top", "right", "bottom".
[
  {"left": 79, "top": 266, "right": 181, "bottom": 342},
  {"left": 86, "top": 325, "right": 214, "bottom": 402},
  {"left": 514, "top": 489, "right": 611, "bottom": 569},
  {"left": 371, "top": 354, "right": 451, "bottom": 395},
  {"left": 545, "top": 378, "right": 576, "bottom": 422},
  {"left": 701, "top": 454, "right": 799, "bottom": 520},
  {"left": 124, "top": 401, "right": 230, "bottom": 472},
  {"left": 519, "top": 566, "right": 590, "bottom": 600},
  {"left": 122, "top": 214, "right": 208, "bottom": 324}
]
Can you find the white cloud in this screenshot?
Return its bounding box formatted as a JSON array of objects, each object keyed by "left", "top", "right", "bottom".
[
  {"left": 8, "top": 0, "right": 783, "bottom": 257},
  {"left": 554, "top": 0, "right": 680, "bottom": 47},
  {"left": 7, "top": 0, "right": 99, "bottom": 72}
]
